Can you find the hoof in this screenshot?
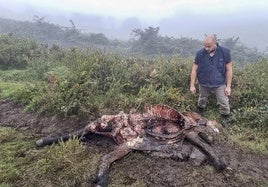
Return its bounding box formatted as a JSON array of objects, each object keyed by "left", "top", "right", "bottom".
[
  {"left": 214, "top": 160, "right": 227, "bottom": 171},
  {"left": 36, "top": 139, "right": 45, "bottom": 147}
]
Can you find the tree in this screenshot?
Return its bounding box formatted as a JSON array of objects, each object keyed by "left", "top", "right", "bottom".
[
  {"left": 131, "top": 26, "right": 162, "bottom": 55},
  {"left": 219, "top": 36, "right": 239, "bottom": 49},
  {"left": 130, "top": 26, "right": 202, "bottom": 56},
  {"left": 0, "top": 35, "right": 39, "bottom": 69}
]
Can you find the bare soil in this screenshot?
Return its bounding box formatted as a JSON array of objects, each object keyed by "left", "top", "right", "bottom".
[{"left": 1, "top": 99, "right": 268, "bottom": 187}]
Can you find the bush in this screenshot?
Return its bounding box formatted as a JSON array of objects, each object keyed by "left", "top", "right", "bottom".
[
  {"left": 29, "top": 50, "right": 195, "bottom": 116},
  {"left": 231, "top": 59, "right": 268, "bottom": 130},
  {"left": 0, "top": 35, "right": 39, "bottom": 70},
  {"left": 10, "top": 83, "right": 45, "bottom": 111}
]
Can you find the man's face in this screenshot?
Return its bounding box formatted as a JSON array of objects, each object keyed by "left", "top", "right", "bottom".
[{"left": 204, "top": 41, "right": 217, "bottom": 54}]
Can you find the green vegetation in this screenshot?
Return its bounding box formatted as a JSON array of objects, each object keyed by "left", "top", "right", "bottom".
[
  {"left": 0, "top": 34, "right": 266, "bottom": 128},
  {"left": 232, "top": 61, "right": 268, "bottom": 130},
  {"left": 0, "top": 35, "right": 39, "bottom": 70},
  {"left": 0, "top": 127, "right": 100, "bottom": 187},
  {"left": 0, "top": 21, "right": 267, "bottom": 186}
]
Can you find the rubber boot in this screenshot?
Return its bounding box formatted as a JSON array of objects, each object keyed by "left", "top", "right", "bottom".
[
  {"left": 221, "top": 114, "right": 231, "bottom": 128},
  {"left": 197, "top": 106, "right": 205, "bottom": 117}
]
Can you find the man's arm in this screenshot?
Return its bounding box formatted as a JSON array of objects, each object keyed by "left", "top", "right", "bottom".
[
  {"left": 225, "top": 62, "right": 232, "bottom": 96},
  {"left": 190, "top": 63, "right": 198, "bottom": 94}
]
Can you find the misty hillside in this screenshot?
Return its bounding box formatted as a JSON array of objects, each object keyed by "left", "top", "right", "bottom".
[
  {"left": 0, "top": 17, "right": 266, "bottom": 65},
  {"left": 0, "top": 17, "right": 201, "bottom": 54},
  {"left": 0, "top": 17, "right": 119, "bottom": 48}
]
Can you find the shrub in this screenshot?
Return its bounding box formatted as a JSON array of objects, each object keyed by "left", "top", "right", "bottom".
[
  {"left": 231, "top": 59, "right": 268, "bottom": 130},
  {"left": 33, "top": 50, "right": 195, "bottom": 116},
  {"left": 0, "top": 35, "right": 39, "bottom": 70}
]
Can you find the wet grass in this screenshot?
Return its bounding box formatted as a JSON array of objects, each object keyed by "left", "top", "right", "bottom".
[
  {"left": 0, "top": 126, "right": 101, "bottom": 187},
  {"left": 0, "top": 82, "right": 26, "bottom": 99},
  {"left": 0, "top": 127, "right": 33, "bottom": 186},
  {"left": 228, "top": 125, "right": 268, "bottom": 154},
  {"left": 199, "top": 106, "right": 268, "bottom": 155}
]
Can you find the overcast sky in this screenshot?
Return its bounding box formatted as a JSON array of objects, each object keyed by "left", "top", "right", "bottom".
[
  {"left": 1, "top": 0, "right": 268, "bottom": 22},
  {"left": 1, "top": 0, "right": 268, "bottom": 50}
]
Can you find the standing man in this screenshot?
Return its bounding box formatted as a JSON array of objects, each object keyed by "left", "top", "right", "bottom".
[{"left": 190, "top": 34, "right": 233, "bottom": 127}]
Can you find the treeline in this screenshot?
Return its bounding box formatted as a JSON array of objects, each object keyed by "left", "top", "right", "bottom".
[
  {"left": 0, "top": 17, "right": 266, "bottom": 66},
  {"left": 0, "top": 17, "right": 116, "bottom": 47}
]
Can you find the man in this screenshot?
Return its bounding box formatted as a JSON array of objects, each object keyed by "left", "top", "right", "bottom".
[{"left": 190, "top": 34, "right": 233, "bottom": 127}]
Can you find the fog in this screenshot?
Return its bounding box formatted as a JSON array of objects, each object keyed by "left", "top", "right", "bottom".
[{"left": 1, "top": 0, "right": 268, "bottom": 51}]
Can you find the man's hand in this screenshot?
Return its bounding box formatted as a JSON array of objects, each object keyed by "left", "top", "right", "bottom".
[
  {"left": 225, "top": 87, "right": 231, "bottom": 96},
  {"left": 190, "top": 86, "right": 196, "bottom": 94},
  {"left": 190, "top": 63, "right": 198, "bottom": 94}
]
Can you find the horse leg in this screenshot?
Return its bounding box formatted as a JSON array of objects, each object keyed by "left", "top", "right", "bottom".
[
  {"left": 185, "top": 131, "right": 226, "bottom": 171},
  {"left": 94, "top": 143, "right": 131, "bottom": 187},
  {"left": 36, "top": 128, "right": 90, "bottom": 147}
]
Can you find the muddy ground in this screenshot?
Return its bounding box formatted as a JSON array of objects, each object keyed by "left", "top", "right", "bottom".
[{"left": 0, "top": 99, "right": 268, "bottom": 187}]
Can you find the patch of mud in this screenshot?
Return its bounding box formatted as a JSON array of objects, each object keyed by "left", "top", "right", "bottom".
[
  {"left": 0, "top": 100, "right": 87, "bottom": 135},
  {"left": 1, "top": 99, "right": 267, "bottom": 187}
]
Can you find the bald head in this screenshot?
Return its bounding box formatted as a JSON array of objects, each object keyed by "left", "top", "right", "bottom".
[
  {"left": 203, "top": 34, "right": 217, "bottom": 54},
  {"left": 204, "top": 34, "right": 217, "bottom": 44}
]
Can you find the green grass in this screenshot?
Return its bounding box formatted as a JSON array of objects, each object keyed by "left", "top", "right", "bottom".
[
  {"left": 0, "top": 127, "right": 33, "bottom": 185},
  {"left": 195, "top": 106, "right": 268, "bottom": 155},
  {"left": 0, "top": 81, "right": 26, "bottom": 99},
  {"left": 229, "top": 125, "right": 268, "bottom": 154},
  {"left": 0, "top": 126, "right": 101, "bottom": 187},
  {"left": 0, "top": 69, "right": 33, "bottom": 82}
]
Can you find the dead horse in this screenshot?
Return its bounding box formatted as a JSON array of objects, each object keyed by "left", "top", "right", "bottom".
[{"left": 36, "top": 105, "right": 226, "bottom": 187}]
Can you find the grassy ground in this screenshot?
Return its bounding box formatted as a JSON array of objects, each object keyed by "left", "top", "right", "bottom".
[{"left": 0, "top": 127, "right": 101, "bottom": 187}]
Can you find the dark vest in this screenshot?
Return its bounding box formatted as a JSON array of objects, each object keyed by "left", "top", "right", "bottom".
[{"left": 195, "top": 45, "right": 231, "bottom": 87}]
